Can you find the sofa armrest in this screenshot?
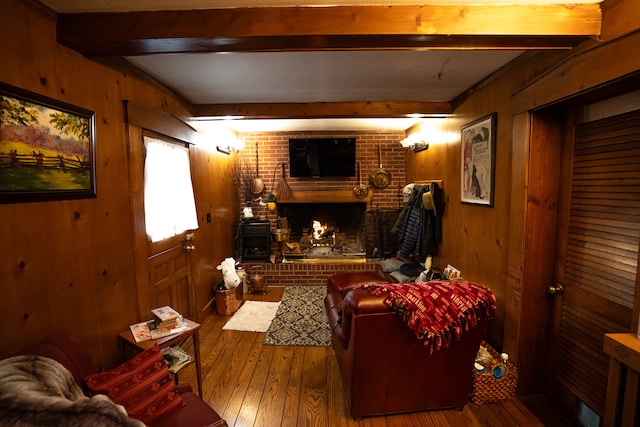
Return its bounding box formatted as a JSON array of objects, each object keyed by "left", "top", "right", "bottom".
[
  {"left": 327, "top": 271, "right": 394, "bottom": 296},
  {"left": 327, "top": 288, "right": 389, "bottom": 349},
  {"left": 343, "top": 288, "right": 389, "bottom": 315}
]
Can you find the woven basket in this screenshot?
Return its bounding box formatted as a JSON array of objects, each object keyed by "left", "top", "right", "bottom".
[
  {"left": 214, "top": 282, "right": 243, "bottom": 316},
  {"left": 469, "top": 341, "right": 518, "bottom": 404}
]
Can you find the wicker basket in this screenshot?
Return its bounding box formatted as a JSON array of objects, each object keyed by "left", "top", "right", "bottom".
[
  {"left": 214, "top": 281, "right": 243, "bottom": 316},
  {"left": 469, "top": 341, "right": 518, "bottom": 404}
]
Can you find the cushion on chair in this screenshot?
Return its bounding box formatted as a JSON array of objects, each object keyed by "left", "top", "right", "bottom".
[{"left": 84, "top": 345, "right": 184, "bottom": 425}]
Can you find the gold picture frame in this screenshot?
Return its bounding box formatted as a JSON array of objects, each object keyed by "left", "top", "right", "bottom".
[{"left": 0, "top": 82, "right": 96, "bottom": 203}]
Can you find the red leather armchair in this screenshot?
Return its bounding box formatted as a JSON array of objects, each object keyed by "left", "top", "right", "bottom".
[{"left": 325, "top": 271, "right": 488, "bottom": 417}]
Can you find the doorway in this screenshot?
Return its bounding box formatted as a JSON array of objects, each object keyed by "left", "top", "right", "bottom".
[{"left": 545, "top": 103, "right": 640, "bottom": 418}]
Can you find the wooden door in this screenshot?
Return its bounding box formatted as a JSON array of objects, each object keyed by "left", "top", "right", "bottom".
[
  {"left": 546, "top": 109, "right": 640, "bottom": 417},
  {"left": 126, "top": 123, "right": 196, "bottom": 321},
  {"left": 147, "top": 238, "right": 194, "bottom": 319}
]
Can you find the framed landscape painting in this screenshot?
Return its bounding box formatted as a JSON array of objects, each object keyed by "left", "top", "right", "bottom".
[
  {"left": 460, "top": 113, "right": 496, "bottom": 207},
  {"left": 0, "top": 82, "right": 96, "bottom": 203}
]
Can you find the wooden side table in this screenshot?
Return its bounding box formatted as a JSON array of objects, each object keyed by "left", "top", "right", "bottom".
[
  {"left": 603, "top": 333, "right": 640, "bottom": 427},
  {"left": 119, "top": 318, "right": 203, "bottom": 398}
]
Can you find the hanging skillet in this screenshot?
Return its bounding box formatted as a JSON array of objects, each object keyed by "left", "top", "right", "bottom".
[
  {"left": 251, "top": 140, "right": 264, "bottom": 194},
  {"left": 369, "top": 143, "right": 391, "bottom": 189},
  {"left": 353, "top": 161, "right": 368, "bottom": 199}
]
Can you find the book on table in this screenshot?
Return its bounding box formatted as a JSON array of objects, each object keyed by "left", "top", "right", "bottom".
[
  {"left": 129, "top": 306, "right": 188, "bottom": 343},
  {"left": 129, "top": 320, "right": 153, "bottom": 342},
  {"left": 151, "top": 306, "right": 181, "bottom": 323}
]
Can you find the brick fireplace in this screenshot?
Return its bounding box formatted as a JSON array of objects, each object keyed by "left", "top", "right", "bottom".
[
  {"left": 277, "top": 202, "right": 367, "bottom": 260},
  {"left": 236, "top": 130, "right": 406, "bottom": 286}
]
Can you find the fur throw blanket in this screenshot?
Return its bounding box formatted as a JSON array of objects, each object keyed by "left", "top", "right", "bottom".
[{"left": 0, "top": 355, "right": 145, "bottom": 426}]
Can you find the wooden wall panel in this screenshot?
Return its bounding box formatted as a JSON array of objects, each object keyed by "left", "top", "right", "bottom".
[
  {"left": 0, "top": 0, "right": 138, "bottom": 369},
  {"left": 0, "top": 0, "right": 236, "bottom": 369},
  {"left": 406, "top": 78, "right": 519, "bottom": 348},
  {"left": 189, "top": 143, "right": 238, "bottom": 318}
]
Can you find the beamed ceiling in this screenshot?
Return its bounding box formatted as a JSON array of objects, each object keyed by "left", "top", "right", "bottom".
[{"left": 39, "top": 1, "right": 603, "bottom": 131}]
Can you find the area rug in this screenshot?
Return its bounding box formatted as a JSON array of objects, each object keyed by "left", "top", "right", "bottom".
[
  {"left": 222, "top": 301, "right": 281, "bottom": 332},
  {"left": 263, "top": 285, "right": 332, "bottom": 346}
]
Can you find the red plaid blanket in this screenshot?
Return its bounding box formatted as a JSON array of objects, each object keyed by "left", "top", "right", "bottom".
[{"left": 363, "top": 280, "right": 496, "bottom": 354}]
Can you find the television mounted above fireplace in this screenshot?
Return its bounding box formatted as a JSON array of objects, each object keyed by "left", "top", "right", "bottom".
[{"left": 288, "top": 138, "right": 356, "bottom": 178}]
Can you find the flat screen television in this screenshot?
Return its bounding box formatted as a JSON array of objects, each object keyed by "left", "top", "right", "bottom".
[{"left": 288, "top": 138, "right": 356, "bottom": 177}]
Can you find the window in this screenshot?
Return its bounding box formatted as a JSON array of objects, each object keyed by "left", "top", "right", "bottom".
[{"left": 143, "top": 136, "right": 198, "bottom": 242}]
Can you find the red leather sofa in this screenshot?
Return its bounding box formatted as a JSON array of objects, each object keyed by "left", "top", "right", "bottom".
[
  {"left": 325, "top": 271, "right": 489, "bottom": 417},
  {"left": 16, "top": 333, "right": 227, "bottom": 427}
]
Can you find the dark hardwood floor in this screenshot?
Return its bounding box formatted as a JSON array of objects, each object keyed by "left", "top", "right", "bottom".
[{"left": 178, "top": 287, "right": 578, "bottom": 427}]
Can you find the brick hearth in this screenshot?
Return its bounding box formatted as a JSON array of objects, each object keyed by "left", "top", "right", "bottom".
[{"left": 242, "top": 260, "right": 382, "bottom": 287}]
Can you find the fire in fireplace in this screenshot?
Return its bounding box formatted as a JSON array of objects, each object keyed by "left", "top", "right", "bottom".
[{"left": 277, "top": 202, "right": 366, "bottom": 260}]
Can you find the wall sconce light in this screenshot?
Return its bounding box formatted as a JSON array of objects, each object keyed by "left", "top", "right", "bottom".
[
  {"left": 216, "top": 146, "right": 233, "bottom": 155},
  {"left": 400, "top": 134, "right": 429, "bottom": 152},
  {"left": 216, "top": 134, "right": 245, "bottom": 155}
]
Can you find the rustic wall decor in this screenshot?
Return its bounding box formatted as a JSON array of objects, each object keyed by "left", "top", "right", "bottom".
[
  {"left": 461, "top": 113, "right": 496, "bottom": 207},
  {"left": 0, "top": 82, "right": 96, "bottom": 203}
]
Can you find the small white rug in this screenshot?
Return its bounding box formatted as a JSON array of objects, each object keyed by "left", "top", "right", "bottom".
[{"left": 222, "top": 301, "right": 281, "bottom": 332}]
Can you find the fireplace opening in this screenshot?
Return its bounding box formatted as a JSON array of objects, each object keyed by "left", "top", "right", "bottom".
[{"left": 277, "top": 202, "right": 366, "bottom": 260}]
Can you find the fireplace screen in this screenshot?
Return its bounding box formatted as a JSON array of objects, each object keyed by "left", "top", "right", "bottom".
[{"left": 276, "top": 203, "right": 400, "bottom": 260}]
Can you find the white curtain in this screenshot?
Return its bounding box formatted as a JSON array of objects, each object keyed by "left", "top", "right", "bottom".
[{"left": 144, "top": 136, "right": 199, "bottom": 243}]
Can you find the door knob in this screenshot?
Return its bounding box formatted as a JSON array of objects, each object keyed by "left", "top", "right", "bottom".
[{"left": 547, "top": 283, "right": 564, "bottom": 295}]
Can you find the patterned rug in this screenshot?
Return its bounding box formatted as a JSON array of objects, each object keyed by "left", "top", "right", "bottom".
[{"left": 263, "top": 285, "right": 332, "bottom": 346}]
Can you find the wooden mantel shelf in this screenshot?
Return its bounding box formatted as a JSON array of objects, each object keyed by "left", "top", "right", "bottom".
[{"left": 276, "top": 190, "right": 372, "bottom": 203}]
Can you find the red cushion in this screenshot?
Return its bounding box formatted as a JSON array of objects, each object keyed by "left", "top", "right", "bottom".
[{"left": 84, "top": 345, "right": 184, "bottom": 425}]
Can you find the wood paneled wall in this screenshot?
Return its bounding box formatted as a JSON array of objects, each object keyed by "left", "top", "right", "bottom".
[{"left": 0, "top": 0, "right": 236, "bottom": 369}]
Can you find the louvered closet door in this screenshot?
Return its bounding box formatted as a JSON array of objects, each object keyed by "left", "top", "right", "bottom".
[{"left": 550, "top": 109, "right": 640, "bottom": 416}]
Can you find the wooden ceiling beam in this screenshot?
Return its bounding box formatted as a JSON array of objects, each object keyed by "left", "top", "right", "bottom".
[
  {"left": 57, "top": 5, "right": 601, "bottom": 56},
  {"left": 193, "top": 101, "right": 452, "bottom": 119}
]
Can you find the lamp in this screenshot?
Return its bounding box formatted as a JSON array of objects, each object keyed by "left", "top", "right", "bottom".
[
  {"left": 400, "top": 133, "right": 429, "bottom": 152},
  {"left": 215, "top": 128, "right": 244, "bottom": 154},
  {"left": 216, "top": 135, "right": 244, "bottom": 154}
]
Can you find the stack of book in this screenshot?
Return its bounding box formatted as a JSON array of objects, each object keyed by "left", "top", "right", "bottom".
[
  {"left": 152, "top": 306, "right": 182, "bottom": 329},
  {"left": 149, "top": 306, "right": 188, "bottom": 339},
  {"left": 129, "top": 305, "right": 189, "bottom": 342}
]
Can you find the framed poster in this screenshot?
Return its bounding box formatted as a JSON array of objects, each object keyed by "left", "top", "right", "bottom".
[
  {"left": 0, "top": 82, "right": 96, "bottom": 203},
  {"left": 461, "top": 113, "right": 496, "bottom": 207}
]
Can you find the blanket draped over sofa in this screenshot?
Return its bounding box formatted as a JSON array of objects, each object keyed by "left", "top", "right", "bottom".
[
  {"left": 363, "top": 280, "right": 496, "bottom": 354},
  {"left": 0, "top": 355, "right": 144, "bottom": 427}
]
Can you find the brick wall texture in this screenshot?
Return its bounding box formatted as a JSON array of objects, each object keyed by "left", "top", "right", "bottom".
[{"left": 238, "top": 130, "right": 407, "bottom": 217}]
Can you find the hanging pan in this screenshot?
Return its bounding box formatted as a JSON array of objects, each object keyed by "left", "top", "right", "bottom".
[
  {"left": 369, "top": 143, "right": 391, "bottom": 189},
  {"left": 251, "top": 140, "right": 264, "bottom": 194},
  {"left": 353, "top": 161, "right": 368, "bottom": 199}
]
